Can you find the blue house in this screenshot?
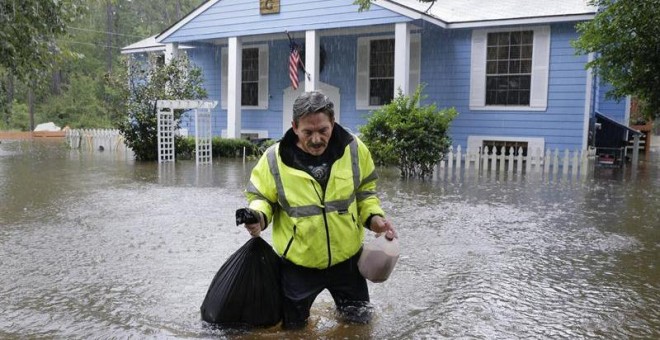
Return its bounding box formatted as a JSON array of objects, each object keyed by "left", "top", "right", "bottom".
[{"left": 121, "top": 0, "right": 630, "bottom": 154}]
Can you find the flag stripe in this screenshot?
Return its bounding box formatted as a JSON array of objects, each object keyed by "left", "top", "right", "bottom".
[{"left": 289, "top": 45, "right": 300, "bottom": 90}]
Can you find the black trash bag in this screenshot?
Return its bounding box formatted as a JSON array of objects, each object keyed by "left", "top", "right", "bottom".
[{"left": 200, "top": 237, "right": 282, "bottom": 328}]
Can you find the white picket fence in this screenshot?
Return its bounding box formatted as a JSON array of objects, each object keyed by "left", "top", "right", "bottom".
[
  {"left": 66, "top": 129, "right": 130, "bottom": 154},
  {"left": 436, "top": 145, "right": 597, "bottom": 179}
]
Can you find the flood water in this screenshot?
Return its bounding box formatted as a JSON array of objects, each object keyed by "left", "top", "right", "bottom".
[{"left": 1, "top": 140, "right": 659, "bottom": 339}]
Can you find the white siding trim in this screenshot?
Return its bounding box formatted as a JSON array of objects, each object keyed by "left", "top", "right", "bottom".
[
  {"left": 356, "top": 33, "right": 421, "bottom": 111},
  {"left": 221, "top": 44, "right": 269, "bottom": 110},
  {"left": 470, "top": 26, "right": 550, "bottom": 111},
  {"left": 469, "top": 30, "right": 487, "bottom": 108},
  {"left": 529, "top": 26, "right": 550, "bottom": 109}
]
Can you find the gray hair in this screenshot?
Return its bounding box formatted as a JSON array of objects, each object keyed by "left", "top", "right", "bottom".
[{"left": 292, "top": 91, "right": 335, "bottom": 124}]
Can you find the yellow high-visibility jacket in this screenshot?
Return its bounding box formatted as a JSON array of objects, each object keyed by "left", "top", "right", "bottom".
[{"left": 246, "top": 125, "right": 385, "bottom": 269}]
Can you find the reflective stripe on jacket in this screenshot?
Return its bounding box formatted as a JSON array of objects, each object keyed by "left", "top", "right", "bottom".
[{"left": 245, "top": 135, "right": 384, "bottom": 269}]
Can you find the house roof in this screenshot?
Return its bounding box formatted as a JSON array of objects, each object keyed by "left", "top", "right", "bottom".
[
  {"left": 120, "top": 35, "right": 193, "bottom": 54},
  {"left": 123, "top": 0, "right": 597, "bottom": 50},
  {"left": 391, "top": 0, "right": 596, "bottom": 27}
]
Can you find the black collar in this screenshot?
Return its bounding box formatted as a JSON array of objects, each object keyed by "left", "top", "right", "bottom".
[{"left": 279, "top": 123, "right": 354, "bottom": 169}]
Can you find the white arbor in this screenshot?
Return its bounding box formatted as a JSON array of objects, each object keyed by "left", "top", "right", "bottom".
[{"left": 156, "top": 100, "right": 218, "bottom": 164}]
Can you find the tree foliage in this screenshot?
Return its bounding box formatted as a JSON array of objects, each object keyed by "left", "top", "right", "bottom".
[
  {"left": 0, "top": 0, "right": 84, "bottom": 81},
  {"left": 573, "top": 0, "right": 660, "bottom": 120},
  {"left": 107, "top": 55, "right": 207, "bottom": 161},
  {"left": 359, "top": 85, "right": 458, "bottom": 179},
  {"left": 1, "top": 0, "right": 205, "bottom": 131}
]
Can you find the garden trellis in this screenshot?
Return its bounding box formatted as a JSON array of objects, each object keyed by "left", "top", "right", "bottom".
[{"left": 156, "top": 100, "right": 217, "bottom": 164}]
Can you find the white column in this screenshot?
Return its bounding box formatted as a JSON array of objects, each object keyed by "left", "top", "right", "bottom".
[
  {"left": 394, "top": 22, "right": 411, "bottom": 96},
  {"left": 164, "top": 43, "right": 179, "bottom": 64},
  {"left": 305, "top": 30, "right": 320, "bottom": 92},
  {"left": 227, "top": 37, "right": 242, "bottom": 139}
]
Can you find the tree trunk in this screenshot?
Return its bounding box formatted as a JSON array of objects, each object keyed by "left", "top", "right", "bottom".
[
  {"left": 105, "top": 2, "right": 115, "bottom": 73},
  {"left": 52, "top": 69, "right": 62, "bottom": 95},
  {"left": 28, "top": 86, "right": 35, "bottom": 131}
]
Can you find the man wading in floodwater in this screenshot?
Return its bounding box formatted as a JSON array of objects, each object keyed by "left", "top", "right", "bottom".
[{"left": 240, "top": 91, "right": 398, "bottom": 329}]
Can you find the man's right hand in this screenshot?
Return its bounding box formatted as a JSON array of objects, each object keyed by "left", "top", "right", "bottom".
[
  {"left": 245, "top": 222, "right": 262, "bottom": 237},
  {"left": 243, "top": 208, "right": 264, "bottom": 237}
]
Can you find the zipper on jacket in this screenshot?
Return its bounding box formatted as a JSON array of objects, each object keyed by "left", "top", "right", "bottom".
[
  {"left": 282, "top": 224, "right": 297, "bottom": 258},
  {"left": 312, "top": 179, "right": 332, "bottom": 268}
]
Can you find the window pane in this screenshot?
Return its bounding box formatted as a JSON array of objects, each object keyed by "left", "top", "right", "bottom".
[
  {"left": 497, "top": 46, "right": 509, "bottom": 59},
  {"left": 521, "top": 60, "right": 532, "bottom": 73},
  {"left": 510, "top": 46, "right": 520, "bottom": 59},
  {"left": 242, "top": 82, "right": 258, "bottom": 106},
  {"left": 510, "top": 60, "right": 521, "bottom": 73},
  {"left": 497, "top": 33, "right": 509, "bottom": 45},
  {"left": 487, "top": 47, "right": 497, "bottom": 59},
  {"left": 497, "top": 61, "right": 508, "bottom": 73},
  {"left": 242, "top": 48, "right": 259, "bottom": 81},
  {"left": 241, "top": 48, "right": 259, "bottom": 106},
  {"left": 485, "top": 31, "right": 534, "bottom": 106},
  {"left": 486, "top": 75, "right": 531, "bottom": 105},
  {"left": 370, "top": 39, "right": 394, "bottom": 78},
  {"left": 369, "top": 39, "right": 394, "bottom": 105},
  {"left": 487, "top": 61, "right": 497, "bottom": 74},
  {"left": 510, "top": 31, "right": 522, "bottom": 45},
  {"left": 369, "top": 79, "right": 394, "bottom": 106}
]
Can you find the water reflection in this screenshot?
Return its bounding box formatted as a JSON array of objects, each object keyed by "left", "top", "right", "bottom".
[{"left": 1, "top": 140, "right": 658, "bottom": 339}]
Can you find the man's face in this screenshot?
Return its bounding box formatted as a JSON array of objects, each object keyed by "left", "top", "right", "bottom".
[{"left": 292, "top": 112, "right": 334, "bottom": 156}]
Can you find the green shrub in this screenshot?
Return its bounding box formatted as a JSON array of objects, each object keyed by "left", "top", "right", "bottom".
[
  {"left": 359, "top": 85, "right": 458, "bottom": 179},
  {"left": 107, "top": 54, "right": 207, "bottom": 161},
  {"left": 175, "top": 136, "right": 274, "bottom": 159}
]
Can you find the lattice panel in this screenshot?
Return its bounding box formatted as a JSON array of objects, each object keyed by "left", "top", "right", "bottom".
[
  {"left": 195, "top": 108, "right": 213, "bottom": 165},
  {"left": 157, "top": 108, "right": 175, "bottom": 163}
]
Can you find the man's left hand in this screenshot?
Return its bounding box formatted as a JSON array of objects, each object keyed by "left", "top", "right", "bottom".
[{"left": 369, "top": 215, "right": 398, "bottom": 240}]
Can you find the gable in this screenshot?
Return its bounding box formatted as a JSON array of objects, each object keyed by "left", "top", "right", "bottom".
[{"left": 160, "top": 0, "right": 413, "bottom": 43}]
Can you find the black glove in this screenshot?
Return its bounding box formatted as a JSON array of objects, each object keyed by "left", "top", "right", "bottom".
[{"left": 235, "top": 208, "right": 261, "bottom": 226}]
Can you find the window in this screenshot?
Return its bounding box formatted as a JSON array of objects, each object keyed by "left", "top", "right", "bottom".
[
  {"left": 467, "top": 135, "right": 545, "bottom": 156},
  {"left": 241, "top": 48, "right": 259, "bottom": 106},
  {"left": 470, "top": 26, "right": 550, "bottom": 111},
  {"left": 356, "top": 34, "right": 421, "bottom": 110},
  {"left": 222, "top": 44, "right": 269, "bottom": 109},
  {"left": 486, "top": 31, "right": 533, "bottom": 106},
  {"left": 482, "top": 140, "right": 529, "bottom": 156},
  {"left": 369, "top": 39, "right": 395, "bottom": 106}
]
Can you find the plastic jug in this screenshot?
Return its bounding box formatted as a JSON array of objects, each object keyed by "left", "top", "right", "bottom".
[{"left": 358, "top": 234, "right": 400, "bottom": 283}]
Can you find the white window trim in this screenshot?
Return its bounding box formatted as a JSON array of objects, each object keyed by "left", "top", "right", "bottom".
[
  {"left": 221, "top": 44, "right": 269, "bottom": 110},
  {"left": 469, "top": 26, "right": 550, "bottom": 112},
  {"left": 356, "top": 34, "right": 421, "bottom": 111}
]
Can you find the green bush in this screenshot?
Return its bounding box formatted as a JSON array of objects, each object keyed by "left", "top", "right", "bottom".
[
  {"left": 107, "top": 54, "right": 207, "bottom": 161},
  {"left": 174, "top": 136, "right": 275, "bottom": 159},
  {"left": 359, "top": 85, "right": 458, "bottom": 179}
]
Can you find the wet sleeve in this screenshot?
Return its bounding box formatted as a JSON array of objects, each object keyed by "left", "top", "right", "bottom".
[
  {"left": 355, "top": 139, "right": 385, "bottom": 228},
  {"left": 245, "top": 151, "right": 278, "bottom": 226}
]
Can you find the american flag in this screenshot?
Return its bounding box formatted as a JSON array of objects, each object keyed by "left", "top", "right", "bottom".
[{"left": 289, "top": 42, "right": 300, "bottom": 90}]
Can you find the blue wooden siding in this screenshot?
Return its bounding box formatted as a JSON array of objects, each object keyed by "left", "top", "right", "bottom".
[
  {"left": 162, "top": 0, "right": 410, "bottom": 43},
  {"left": 179, "top": 21, "right": 614, "bottom": 152},
  {"left": 418, "top": 22, "right": 591, "bottom": 151},
  {"left": 596, "top": 81, "right": 627, "bottom": 124},
  {"left": 181, "top": 34, "right": 369, "bottom": 138}
]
